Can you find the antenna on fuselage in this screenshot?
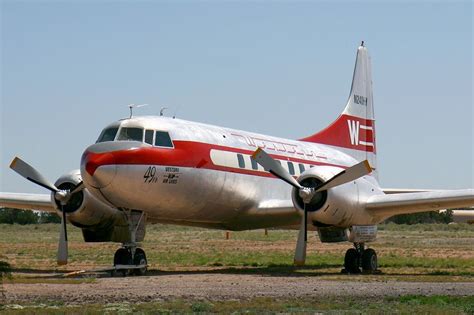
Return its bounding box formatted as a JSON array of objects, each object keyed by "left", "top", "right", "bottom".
[
  {"left": 172, "top": 106, "right": 180, "bottom": 119},
  {"left": 160, "top": 107, "right": 168, "bottom": 116},
  {"left": 128, "top": 103, "right": 148, "bottom": 118}
]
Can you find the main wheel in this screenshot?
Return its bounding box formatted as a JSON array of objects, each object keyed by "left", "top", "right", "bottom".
[
  {"left": 114, "top": 248, "right": 132, "bottom": 276},
  {"left": 344, "top": 248, "right": 361, "bottom": 274},
  {"left": 133, "top": 248, "right": 148, "bottom": 276},
  {"left": 361, "top": 248, "right": 378, "bottom": 272}
]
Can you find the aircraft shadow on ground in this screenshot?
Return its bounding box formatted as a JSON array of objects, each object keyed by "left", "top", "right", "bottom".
[{"left": 8, "top": 264, "right": 472, "bottom": 279}]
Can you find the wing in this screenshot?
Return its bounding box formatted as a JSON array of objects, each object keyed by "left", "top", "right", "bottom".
[
  {"left": 382, "top": 188, "right": 440, "bottom": 194},
  {"left": 366, "top": 189, "right": 474, "bottom": 220},
  {"left": 0, "top": 192, "right": 55, "bottom": 212}
]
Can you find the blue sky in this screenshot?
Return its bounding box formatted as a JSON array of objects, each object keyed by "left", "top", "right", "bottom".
[{"left": 1, "top": 1, "right": 472, "bottom": 193}]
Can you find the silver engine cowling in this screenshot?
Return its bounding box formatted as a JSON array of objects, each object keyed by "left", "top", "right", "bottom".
[
  {"left": 291, "top": 166, "right": 363, "bottom": 227},
  {"left": 52, "top": 170, "right": 122, "bottom": 228},
  {"left": 50, "top": 170, "right": 139, "bottom": 243}
]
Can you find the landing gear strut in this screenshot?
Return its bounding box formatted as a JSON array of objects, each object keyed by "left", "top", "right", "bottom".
[
  {"left": 113, "top": 246, "right": 148, "bottom": 276},
  {"left": 343, "top": 243, "right": 378, "bottom": 274},
  {"left": 112, "top": 210, "right": 148, "bottom": 276}
]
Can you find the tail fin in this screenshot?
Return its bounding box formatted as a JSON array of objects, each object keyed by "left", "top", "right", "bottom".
[{"left": 300, "top": 42, "right": 377, "bottom": 178}]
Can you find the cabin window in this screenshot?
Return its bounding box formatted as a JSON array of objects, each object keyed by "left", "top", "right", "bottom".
[
  {"left": 251, "top": 157, "right": 258, "bottom": 170},
  {"left": 155, "top": 131, "right": 173, "bottom": 148},
  {"left": 237, "top": 154, "right": 245, "bottom": 168},
  {"left": 287, "top": 162, "right": 295, "bottom": 175},
  {"left": 96, "top": 127, "right": 118, "bottom": 143},
  {"left": 145, "top": 130, "right": 154, "bottom": 145},
  {"left": 117, "top": 127, "right": 143, "bottom": 142},
  {"left": 299, "top": 163, "right": 305, "bottom": 173}
]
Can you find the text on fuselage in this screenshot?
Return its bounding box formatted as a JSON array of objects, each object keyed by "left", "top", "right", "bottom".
[{"left": 231, "top": 133, "right": 327, "bottom": 160}]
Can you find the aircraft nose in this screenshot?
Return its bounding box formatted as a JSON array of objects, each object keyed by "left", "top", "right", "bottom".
[{"left": 81, "top": 148, "right": 117, "bottom": 189}]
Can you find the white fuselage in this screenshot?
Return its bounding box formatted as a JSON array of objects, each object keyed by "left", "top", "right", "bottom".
[{"left": 80, "top": 116, "right": 383, "bottom": 231}]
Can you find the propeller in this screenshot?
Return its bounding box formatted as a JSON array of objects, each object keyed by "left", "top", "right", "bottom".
[
  {"left": 9, "top": 157, "right": 84, "bottom": 265},
  {"left": 251, "top": 148, "right": 372, "bottom": 265}
]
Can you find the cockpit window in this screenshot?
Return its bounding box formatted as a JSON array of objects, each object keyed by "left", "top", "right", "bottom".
[
  {"left": 96, "top": 127, "right": 118, "bottom": 143},
  {"left": 155, "top": 131, "right": 173, "bottom": 147},
  {"left": 117, "top": 127, "right": 144, "bottom": 142},
  {"left": 144, "top": 130, "right": 154, "bottom": 145}
]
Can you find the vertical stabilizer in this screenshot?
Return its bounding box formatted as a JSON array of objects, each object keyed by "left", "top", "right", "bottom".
[{"left": 300, "top": 42, "right": 377, "bottom": 178}]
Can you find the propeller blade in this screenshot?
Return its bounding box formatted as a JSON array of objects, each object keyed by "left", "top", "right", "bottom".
[
  {"left": 57, "top": 207, "right": 68, "bottom": 265},
  {"left": 314, "top": 160, "right": 372, "bottom": 193},
  {"left": 294, "top": 205, "right": 307, "bottom": 266},
  {"left": 9, "top": 157, "right": 59, "bottom": 192},
  {"left": 251, "top": 148, "right": 302, "bottom": 189},
  {"left": 69, "top": 181, "right": 85, "bottom": 195}
]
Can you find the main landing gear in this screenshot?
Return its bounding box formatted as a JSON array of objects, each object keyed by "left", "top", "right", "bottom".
[
  {"left": 113, "top": 245, "right": 148, "bottom": 276},
  {"left": 343, "top": 243, "right": 378, "bottom": 274}
]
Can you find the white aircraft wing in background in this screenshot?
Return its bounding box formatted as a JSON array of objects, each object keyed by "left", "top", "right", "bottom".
[
  {"left": 0, "top": 192, "right": 55, "bottom": 212},
  {"left": 366, "top": 189, "right": 474, "bottom": 220}
]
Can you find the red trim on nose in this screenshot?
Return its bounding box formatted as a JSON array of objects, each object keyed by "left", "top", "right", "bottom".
[{"left": 81, "top": 151, "right": 116, "bottom": 176}]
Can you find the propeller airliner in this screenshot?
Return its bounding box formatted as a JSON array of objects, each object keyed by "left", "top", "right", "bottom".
[{"left": 1, "top": 43, "right": 473, "bottom": 275}]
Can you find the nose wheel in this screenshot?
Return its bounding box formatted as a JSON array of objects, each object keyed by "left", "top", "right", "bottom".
[
  {"left": 343, "top": 243, "right": 378, "bottom": 274},
  {"left": 133, "top": 248, "right": 148, "bottom": 276},
  {"left": 113, "top": 246, "right": 148, "bottom": 276}
]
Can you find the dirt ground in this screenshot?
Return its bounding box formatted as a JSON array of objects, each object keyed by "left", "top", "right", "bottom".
[
  {"left": 1, "top": 224, "right": 473, "bottom": 305},
  {"left": 3, "top": 271, "right": 474, "bottom": 305}
]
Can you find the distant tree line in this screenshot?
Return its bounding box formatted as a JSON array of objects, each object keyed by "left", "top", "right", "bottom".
[
  {"left": 384, "top": 210, "right": 453, "bottom": 224},
  {"left": 0, "top": 208, "right": 60, "bottom": 224},
  {"left": 0, "top": 207, "right": 454, "bottom": 225}
]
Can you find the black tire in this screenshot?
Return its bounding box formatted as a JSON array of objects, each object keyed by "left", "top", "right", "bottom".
[
  {"left": 133, "top": 248, "right": 148, "bottom": 276},
  {"left": 344, "top": 248, "right": 361, "bottom": 274},
  {"left": 361, "top": 248, "right": 378, "bottom": 272},
  {"left": 114, "top": 248, "right": 132, "bottom": 277}
]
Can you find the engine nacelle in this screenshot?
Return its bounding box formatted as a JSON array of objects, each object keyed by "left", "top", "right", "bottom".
[
  {"left": 291, "top": 165, "right": 378, "bottom": 227},
  {"left": 52, "top": 170, "right": 122, "bottom": 227},
  {"left": 52, "top": 170, "right": 134, "bottom": 242}
]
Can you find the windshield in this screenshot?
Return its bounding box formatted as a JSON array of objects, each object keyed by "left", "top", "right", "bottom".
[
  {"left": 117, "top": 127, "right": 144, "bottom": 142},
  {"left": 96, "top": 127, "right": 119, "bottom": 143}
]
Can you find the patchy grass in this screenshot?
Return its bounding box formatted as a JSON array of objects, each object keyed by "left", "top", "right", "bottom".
[
  {"left": 1, "top": 295, "right": 474, "bottom": 314},
  {"left": 3, "top": 277, "right": 96, "bottom": 285},
  {"left": 1, "top": 224, "right": 474, "bottom": 312},
  {"left": 0, "top": 223, "right": 473, "bottom": 280}
]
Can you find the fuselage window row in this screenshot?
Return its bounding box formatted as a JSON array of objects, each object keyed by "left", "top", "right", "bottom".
[{"left": 234, "top": 152, "right": 311, "bottom": 176}]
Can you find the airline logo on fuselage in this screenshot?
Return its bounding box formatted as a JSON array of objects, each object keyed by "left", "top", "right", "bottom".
[{"left": 354, "top": 94, "right": 367, "bottom": 106}]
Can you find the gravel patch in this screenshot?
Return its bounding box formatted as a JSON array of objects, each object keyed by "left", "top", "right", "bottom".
[{"left": 3, "top": 273, "right": 474, "bottom": 304}]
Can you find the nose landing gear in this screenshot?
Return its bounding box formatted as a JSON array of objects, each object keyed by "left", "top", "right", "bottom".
[
  {"left": 111, "top": 209, "right": 148, "bottom": 276},
  {"left": 343, "top": 243, "right": 378, "bottom": 274}
]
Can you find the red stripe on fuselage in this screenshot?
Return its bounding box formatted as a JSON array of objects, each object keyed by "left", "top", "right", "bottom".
[{"left": 82, "top": 141, "right": 348, "bottom": 179}]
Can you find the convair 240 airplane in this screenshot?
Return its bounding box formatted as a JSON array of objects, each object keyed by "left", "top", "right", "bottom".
[{"left": 1, "top": 43, "right": 473, "bottom": 275}]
